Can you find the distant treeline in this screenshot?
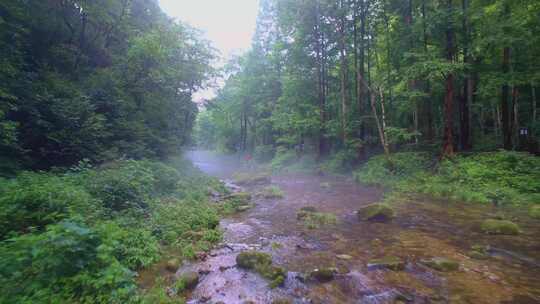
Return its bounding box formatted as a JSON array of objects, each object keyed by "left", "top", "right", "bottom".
[{"left": 198, "top": 0, "right": 540, "bottom": 160}]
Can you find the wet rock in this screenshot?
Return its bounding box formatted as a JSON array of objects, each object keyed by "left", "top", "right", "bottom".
[
  {"left": 166, "top": 258, "right": 181, "bottom": 272},
  {"left": 336, "top": 254, "right": 353, "bottom": 260},
  {"left": 367, "top": 256, "right": 405, "bottom": 271},
  {"left": 481, "top": 219, "right": 520, "bottom": 235},
  {"left": 420, "top": 257, "right": 459, "bottom": 272},
  {"left": 357, "top": 203, "right": 395, "bottom": 222},
  {"left": 320, "top": 182, "right": 331, "bottom": 189},
  {"left": 176, "top": 271, "right": 199, "bottom": 292},
  {"left": 272, "top": 299, "right": 292, "bottom": 304},
  {"left": 529, "top": 205, "right": 540, "bottom": 219},
  {"left": 310, "top": 267, "right": 337, "bottom": 282}
]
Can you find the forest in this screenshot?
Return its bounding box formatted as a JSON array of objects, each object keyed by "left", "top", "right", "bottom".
[
  {"left": 1, "top": 0, "right": 539, "bottom": 303},
  {"left": 198, "top": 0, "right": 540, "bottom": 159}
]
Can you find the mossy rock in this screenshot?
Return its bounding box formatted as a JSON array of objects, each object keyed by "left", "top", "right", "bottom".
[
  {"left": 357, "top": 203, "right": 395, "bottom": 222},
  {"left": 420, "top": 257, "right": 459, "bottom": 272},
  {"left": 236, "top": 251, "right": 273, "bottom": 269},
  {"left": 175, "top": 271, "right": 199, "bottom": 292},
  {"left": 165, "top": 258, "right": 181, "bottom": 272},
  {"left": 236, "top": 251, "right": 286, "bottom": 288},
  {"left": 367, "top": 256, "right": 405, "bottom": 271},
  {"left": 224, "top": 192, "right": 252, "bottom": 203},
  {"left": 234, "top": 172, "right": 271, "bottom": 185},
  {"left": 481, "top": 219, "right": 520, "bottom": 235},
  {"left": 297, "top": 207, "right": 316, "bottom": 220},
  {"left": 529, "top": 205, "right": 540, "bottom": 219},
  {"left": 468, "top": 250, "right": 488, "bottom": 260},
  {"left": 310, "top": 267, "right": 337, "bottom": 282}
]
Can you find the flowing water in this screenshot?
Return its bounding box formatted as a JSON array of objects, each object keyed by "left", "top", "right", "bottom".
[{"left": 178, "top": 151, "right": 540, "bottom": 304}]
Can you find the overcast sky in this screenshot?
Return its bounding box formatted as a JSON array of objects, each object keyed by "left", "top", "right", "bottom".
[{"left": 159, "top": 0, "right": 259, "bottom": 100}]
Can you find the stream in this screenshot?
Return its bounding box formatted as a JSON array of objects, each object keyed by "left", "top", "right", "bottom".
[{"left": 180, "top": 151, "right": 540, "bottom": 304}]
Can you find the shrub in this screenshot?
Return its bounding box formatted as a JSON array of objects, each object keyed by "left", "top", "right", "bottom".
[
  {"left": 320, "top": 149, "right": 356, "bottom": 174},
  {"left": 353, "top": 152, "right": 432, "bottom": 187},
  {"left": 81, "top": 160, "right": 155, "bottom": 211},
  {"left": 0, "top": 172, "right": 101, "bottom": 240},
  {"left": 416, "top": 151, "right": 540, "bottom": 205},
  {"left": 0, "top": 221, "right": 137, "bottom": 304},
  {"left": 271, "top": 148, "right": 297, "bottom": 171}
]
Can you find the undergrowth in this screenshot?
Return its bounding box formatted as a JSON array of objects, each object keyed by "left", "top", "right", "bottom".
[
  {"left": 354, "top": 151, "right": 540, "bottom": 206},
  {"left": 0, "top": 157, "right": 226, "bottom": 303}
]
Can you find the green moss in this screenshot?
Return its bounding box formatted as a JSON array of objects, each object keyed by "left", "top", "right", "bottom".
[
  {"left": 219, "top": 192, "right": 253, "bottom": 214},
  {"left": 296, "top": 207, "right": 337, "bottom": 229},
  {"left": 259, "top": 186, "right": 284, "bottom": 199},
  {"left": 481, "top": 219, "right": 520, "bottom": 235},
  {"left": 357, "top": 203, "right": 395, "bottom": 222},
  {"left": 367, "top": 256, "right": 405, "bottom": 271},
  {"left": 235, "top": 251, "right": 286, "bottom": 288},
  {"left": 420, "top": 257, "right": 459, "bottom": 272},
  {"left": 529, "top": 205, "right": 540, "bottom": 219}
]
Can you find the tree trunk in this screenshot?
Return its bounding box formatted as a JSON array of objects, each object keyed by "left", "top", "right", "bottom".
[
  {"left": 339, "top": 1, "right": 348, "bottom": 146},
  {"left": 460, "top": 0, "right": 472, "bottom": 150},
  {"left": 442, "top": 0, "right": 455, "bottom": 157},
  {"left": 421, "top": 0, "right": 434, "bottom": 141},
  {"left": 501, "top": 3, "right": 512, "bottom": 150},
  {"left": 532, "top": 83, "right": 537, "bottom": 127}
]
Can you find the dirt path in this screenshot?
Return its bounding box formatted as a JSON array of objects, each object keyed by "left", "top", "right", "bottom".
[{"left": 184, "top": 151, "right": 540, "bottom": 304}]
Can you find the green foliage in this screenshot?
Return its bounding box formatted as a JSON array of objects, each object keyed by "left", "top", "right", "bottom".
[
  {"left": 0, "top": 221, "right": 136, "bottom": 304},
  {"left": 414, "top": 151, "right": 540, "bottom": 205},
  {"left": 271, "top": 148, "right": 298, "bottom": 171},
  {"left": 320, "top": 149, "right": 357, "bottom": 174},
  {"left": 0, "top": 159, "right": 223, "bottom": 303},
  {"left": 0, "top": 172, "right": 101, "bottom": 240},
  {"left": 81, "top": 160, "right": 156, "bottom": 211},
  {"left": 353, "top": 152, "right": 432, "bottom": 187}
]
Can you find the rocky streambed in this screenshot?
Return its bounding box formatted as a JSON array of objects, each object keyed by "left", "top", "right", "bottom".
[{"left": 175, "top": 151, "right": 540, "bottom": 304}]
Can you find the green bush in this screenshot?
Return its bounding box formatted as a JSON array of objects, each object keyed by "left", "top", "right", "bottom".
[
  {"left": 0, "top": 172, "right": 101, "bottom": 240},
  {"left": 271, "top": 148, "right": 297, "bottom": 171},
  {"left": 320, "top": 149, "right": 357, "bottom": 174},
  {"left": 0, "top": 158, "right": 225, "bottom": 302},
  {"left": 0, "top": 221, "right": 137, "bottom": 304},
  {"left": 353, "top": 152, "right": 432, "bottom": 187},
  {"left": 81, "top": 160, "right": 155, "bottom": 211},
  {"left": 415, "top": 151, "right": 540, "bottom": 205}
]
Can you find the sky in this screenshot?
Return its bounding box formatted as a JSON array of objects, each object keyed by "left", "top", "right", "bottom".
[{"left": 159, "top": 0, "right": 260, "bottom": 100}]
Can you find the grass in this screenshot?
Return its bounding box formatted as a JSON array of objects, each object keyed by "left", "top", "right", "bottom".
[{"left": 259, "top": 185, "right": 285, "bottom": 199}]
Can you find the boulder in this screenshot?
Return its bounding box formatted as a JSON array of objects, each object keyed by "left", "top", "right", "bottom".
[
  {"left": 357, "top": 203, "right": 395, "bottom": 222},
  {"left": 420, "top": 257, "right": 459, "bottom": 272},
  {"left": 165, "top": 258, "right": 181, "bottom": 272},
  {"left": 176, "top": 271, "right": 199, "bottom": 292},
  {"left": 481, "top": 219, "right": 520, "bottom": 235},
  {"left": 310, "top": 267, "right": 337, "bottom": 282},
  {"left": 529, "top": 205, "right": 540, "bottom": 219}
]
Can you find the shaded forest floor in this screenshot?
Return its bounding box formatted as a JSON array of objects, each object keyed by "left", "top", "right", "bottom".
[{"left": 174, "top": 151, "right": 540, "bottom": 304}]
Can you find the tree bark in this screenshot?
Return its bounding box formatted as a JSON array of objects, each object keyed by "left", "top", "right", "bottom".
[
  {"left": 460, "top": 0, "right": 472, "bottom": 150},
  {"left": 442, "top": 0, "right": 455, "bottom": 157}
]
